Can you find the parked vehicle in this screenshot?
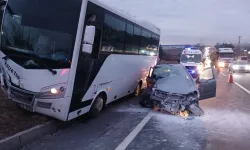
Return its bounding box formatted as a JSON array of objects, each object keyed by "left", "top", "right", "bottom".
[{"left": 139, "top": 64, "right": 217, "bottom": 115}]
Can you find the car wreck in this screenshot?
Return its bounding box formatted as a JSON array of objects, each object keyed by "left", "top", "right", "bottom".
[{"left": 139, "top": 64, "right": 217, "bottom": 116}]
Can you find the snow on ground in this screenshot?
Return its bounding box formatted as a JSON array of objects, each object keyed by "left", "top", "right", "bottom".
[{"left": 152, "top": 107, "right": 250, "bottom": 149}]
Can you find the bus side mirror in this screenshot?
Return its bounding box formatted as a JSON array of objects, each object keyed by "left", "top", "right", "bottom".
[{"left": 82, "top": 25, "right": 95, "bottom": 54}]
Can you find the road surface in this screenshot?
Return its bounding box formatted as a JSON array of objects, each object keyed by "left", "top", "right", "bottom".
[
  {"left": 22, "top": 73, "right": 250, "bottom": 150},
  {"left": 220, "top": 68, "right": 250, "bottom": 91}
]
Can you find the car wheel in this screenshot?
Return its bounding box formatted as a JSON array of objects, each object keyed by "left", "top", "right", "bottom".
[
  {"left": 139, "top": 92, "right": 151, "bottom": 108},
  {"left": 134, "top": 83, "right": 141, "bottom": 96},
  {"left": 88, "top": 95, "right": 104, "bottom": 118}
]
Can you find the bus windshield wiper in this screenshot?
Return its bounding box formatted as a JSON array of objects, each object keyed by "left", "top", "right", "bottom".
[
  {"left": 33, "top": 57, "right": 57, "bottom": 75},
  {"left": 32, "top": 49, "right": 57, "bottom": 75}
]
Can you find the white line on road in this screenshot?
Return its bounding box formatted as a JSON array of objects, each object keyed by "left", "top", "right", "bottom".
[
  {"left": 115, "top": 112, "right": 153, "bottom": 150},
  {"left": 220, "top": 72, "right": 250, "bottom": 95},
  {"left": 234, "top": 82, "right": 250, "bottom": 95},
  {"left": 220, "top": 72, "right": 226, "bottom": 76}
]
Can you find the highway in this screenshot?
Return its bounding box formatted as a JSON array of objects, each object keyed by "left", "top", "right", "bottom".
[
  {"left": 22, "top": 72, "right": 250, "bottom": 150},
  {"left": 220, "top": 68, "right": 250, "bottom": 92}
]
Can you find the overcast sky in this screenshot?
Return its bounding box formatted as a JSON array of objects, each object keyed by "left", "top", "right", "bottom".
[{"left": 102, "top": 0, "right": 250, "bottom": 45}]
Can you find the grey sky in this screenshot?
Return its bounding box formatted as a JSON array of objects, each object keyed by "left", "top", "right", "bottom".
[{"left": 102, "top": 0, "right": 250, "bottom": 45}]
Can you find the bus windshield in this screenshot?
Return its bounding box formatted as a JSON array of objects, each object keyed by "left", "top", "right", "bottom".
[
  {"left": 180, "top": 54, "right": 202, "bottom": 63},
  {"left": 0, "top": 0, "right": 82, "bottom": 69},
  {"left": 219, "top": 53, "right": 234, "bottom": 58}
]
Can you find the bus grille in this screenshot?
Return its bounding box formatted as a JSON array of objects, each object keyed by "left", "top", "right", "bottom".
[{"left": 10, "top": 87, "right": 35, "bottom": 105}]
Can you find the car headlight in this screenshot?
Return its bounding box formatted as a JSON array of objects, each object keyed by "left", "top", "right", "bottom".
[
  {"left": 37, "top": 83, "right": 67, "bottom": 99},
  {"left": 246, "top": 65, "right": 250, "bottom": 70},
  {"left": 233, "top": 65, "right": 239, "bottom": 70},
  {"left": 197, "top": 65, "right": 203, "bottom": 71},
  {"left": 218, "top": 62, "right": 225, "bottom": 67}
]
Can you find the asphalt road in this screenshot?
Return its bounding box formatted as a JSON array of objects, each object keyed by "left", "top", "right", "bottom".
[
  {"left": 220, "top": 68, "right": 250, "bottom": 91},
  {"left": 22, "top": 73, "right": 250, "bottom": 150}
]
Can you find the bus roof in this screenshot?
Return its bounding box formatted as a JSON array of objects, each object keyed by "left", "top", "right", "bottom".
[{"left": 90, "top": 0, "right": 160, "bottom": 35}]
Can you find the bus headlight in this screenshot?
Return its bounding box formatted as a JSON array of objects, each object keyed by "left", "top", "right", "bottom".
[
  {"left": 218, "top": 62, "right": 225, "bottom": 67},
  {"left": 37, "top": 83, "right": 67, "bottom": 99}
]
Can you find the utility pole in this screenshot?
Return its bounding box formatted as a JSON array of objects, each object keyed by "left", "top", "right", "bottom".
[{"left": 238, "top": 36, "right": 242, "bottom": 57}]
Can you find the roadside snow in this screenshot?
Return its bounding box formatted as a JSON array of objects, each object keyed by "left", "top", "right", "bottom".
[{"left": 152, "top": 107, "right": 250, "bottom": 149}]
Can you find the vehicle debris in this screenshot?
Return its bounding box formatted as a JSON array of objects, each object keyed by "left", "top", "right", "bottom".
[{"left": 139, "top": 64, "right": 216, "bottom": 117}]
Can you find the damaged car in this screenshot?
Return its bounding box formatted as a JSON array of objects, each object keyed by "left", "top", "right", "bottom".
[{"left": 139, "top": 64, "right": 216, "bottom": 115}]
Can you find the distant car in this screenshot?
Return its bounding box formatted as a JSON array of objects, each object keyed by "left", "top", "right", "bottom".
[
  {"left": 139, "top": 64, "right": 217, "bottom": 114},
  {"left": 239, "top": 56, "right": 248, "bottom": 63},
  {"left": 229, "top": 61, "right": 250, "bottom": 73}
]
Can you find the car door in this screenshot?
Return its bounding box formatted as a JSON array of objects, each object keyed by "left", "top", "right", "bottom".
[{"left": 197, "top": 67, "right": 216, "bottom": 100}]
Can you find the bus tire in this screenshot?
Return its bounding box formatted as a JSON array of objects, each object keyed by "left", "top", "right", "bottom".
[
  {"left": 88, "top": 95, "right": 104, "bottom": 118},
  {"left": 134, "top": 83, "right": 141, "bottom": 96}
]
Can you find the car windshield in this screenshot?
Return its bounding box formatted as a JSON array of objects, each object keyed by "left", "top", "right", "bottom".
[
  {"left": 0, "top": 0, "right": 82, "bottom": 69},
  {"left": 153, "top": 65, "right": 188, "bottom": 79},
  {"left": 180, "top": 54, "right": 202, "bottom": 63},
  {"left": 219, "top": 53, "right": 233, "bottom": 58}
]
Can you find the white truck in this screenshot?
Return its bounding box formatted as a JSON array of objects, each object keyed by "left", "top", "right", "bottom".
[
  {"left": 218, "top": 48, "right": 234, "bottom": 68},
  {"left": 180, "top": 48, "right": 204, "bottom": 79}
]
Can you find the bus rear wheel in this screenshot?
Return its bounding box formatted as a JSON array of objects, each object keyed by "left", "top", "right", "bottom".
[{"left": 88, "top": 96, "right": 104, "bottom": 118}]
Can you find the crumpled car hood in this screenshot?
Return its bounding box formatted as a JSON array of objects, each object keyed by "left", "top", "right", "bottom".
[{"left": 155, "top": 75, "right": 197, "bottom": 94}]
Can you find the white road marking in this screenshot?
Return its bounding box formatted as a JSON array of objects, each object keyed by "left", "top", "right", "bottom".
[
  {"left": 220, "top": 72, "right": 250, "bottom": 95},
  {"left": 220, "top": 72, "right": 226, "bottom": 76},
  {"left": 115, "top": 112, "right": 153, "bottom": 150},
  {"left": 234, "top": 82, "right": 250, "bottom": 95}
]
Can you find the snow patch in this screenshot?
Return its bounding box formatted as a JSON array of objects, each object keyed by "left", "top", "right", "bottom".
[{"left": 152, "top": 107, "right": 250, "bottom": 149}]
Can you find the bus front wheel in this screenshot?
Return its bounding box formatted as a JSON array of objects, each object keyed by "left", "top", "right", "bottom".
[{"left": 88, "top": 96, "right": 104, "bottom": 118}]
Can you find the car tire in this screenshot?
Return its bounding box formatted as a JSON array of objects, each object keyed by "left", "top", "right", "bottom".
[
  {"left": 88, "top": 95, "right": 104, "bottom": 118},
  {"left": 139, "top": 92, "right": 151, "bottom": 108},
  {"left": 134, "top": 83, "right": 141, "bottom": 96}
]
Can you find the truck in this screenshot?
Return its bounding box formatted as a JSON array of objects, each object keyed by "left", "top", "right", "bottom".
[{"left": 217, "top": 48, "right": 235, "bottom": 68}]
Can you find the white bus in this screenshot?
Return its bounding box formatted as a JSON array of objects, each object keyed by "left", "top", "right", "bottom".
[{"left": 0, "top": 0, "right": 160, "bottom": 121}]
